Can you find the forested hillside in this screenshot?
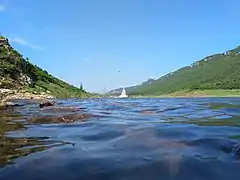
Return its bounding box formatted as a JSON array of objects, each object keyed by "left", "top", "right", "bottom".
[
  {"left": 0, "top": 36, "right": 88, "bottom": 98},
  {"left": 129, "top": 46, "right": 240, "bottom": 95}
]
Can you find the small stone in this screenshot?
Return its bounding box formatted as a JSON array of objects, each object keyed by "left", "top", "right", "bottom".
[{"left": 39, "top": 100, "right": 55, "bottom": 108}]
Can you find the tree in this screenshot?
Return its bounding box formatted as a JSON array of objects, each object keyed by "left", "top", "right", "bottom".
[{"left": 79, "top": 83, "right": 84, "bottom": 91}]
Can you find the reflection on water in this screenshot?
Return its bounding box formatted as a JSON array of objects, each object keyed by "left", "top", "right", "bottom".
[
  {"left": 0, "top": 110, "right": 75, "bottom": 168},
  {"left": 0, "top": 98, "right": 240, "bottom": 180}
]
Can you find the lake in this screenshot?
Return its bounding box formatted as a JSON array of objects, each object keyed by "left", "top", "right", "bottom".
[{"left": 0, "top": 98, "right": 240, "bottom": 180}]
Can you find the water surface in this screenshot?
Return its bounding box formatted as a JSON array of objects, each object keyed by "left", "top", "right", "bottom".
[{"left": 0, "top": 98, "right": 240, "bottom": 180}]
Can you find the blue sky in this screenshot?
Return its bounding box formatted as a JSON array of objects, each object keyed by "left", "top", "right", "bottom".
[{"left": 1, "top": 0, "right": 240, "bottom": 93}]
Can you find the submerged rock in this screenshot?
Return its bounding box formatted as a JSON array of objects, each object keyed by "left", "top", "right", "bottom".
[
  {"left": 28, "top": 113, "right": 93, "bottom": 124},
  {"left": 39, "top": 100, "right": 56, "bottom": 108}
]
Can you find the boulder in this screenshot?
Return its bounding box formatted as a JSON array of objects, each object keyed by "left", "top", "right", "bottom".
[{"left": 39, "top": 100, "right": 55, "bottom": 108}]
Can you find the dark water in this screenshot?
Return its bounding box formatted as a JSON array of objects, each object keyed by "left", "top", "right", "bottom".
[{"left": 0, "top": 98, "right": 240, "bottom": 180}]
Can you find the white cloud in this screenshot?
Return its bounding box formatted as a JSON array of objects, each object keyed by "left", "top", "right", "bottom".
[
  {"left": 9, "top": 36, "right": 44, "bottom": 50},
  {"left": 0, "top": 4, "right": 6, "bottom": 12}
]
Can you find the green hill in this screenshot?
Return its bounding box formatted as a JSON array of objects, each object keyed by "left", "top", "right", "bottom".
[
  {"left": 0, "top": 36, "right": 89, "bottom": 98},
  {"left": 129, "top": 46, "right": 240, "bottom": 96}
]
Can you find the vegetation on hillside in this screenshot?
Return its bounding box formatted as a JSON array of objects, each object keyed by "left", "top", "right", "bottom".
[
  {"left": 129, "top": 46, "right": 240, "bottom": 95},
  {"left": 162, "top": 90, "right": 240, "bottom": 97},
  {"left": 0, "top": 36, "right": 88, "bottom": 98}
]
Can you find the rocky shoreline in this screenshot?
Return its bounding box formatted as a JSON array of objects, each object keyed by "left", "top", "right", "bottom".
[
  {"left": 0, "top": 88, "right": 54, "bottom": 107},
  {"left": 0, "top": 92, "right": 93, "bottom": 125}
]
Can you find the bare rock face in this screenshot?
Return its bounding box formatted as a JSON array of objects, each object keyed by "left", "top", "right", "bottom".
[
  {"left": 18, "top": 73, "right": 32, "bottom": 86},
  {"left": 0, "top": 37, "right": 9, "bottom": 46},
  {"left": 39, "top": 100, "right": 56, "bottom": 108}
]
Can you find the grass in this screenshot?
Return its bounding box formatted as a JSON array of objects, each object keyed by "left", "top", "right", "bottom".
[{"left": 131, "top": 89, "right": 240, "bottom": 98}]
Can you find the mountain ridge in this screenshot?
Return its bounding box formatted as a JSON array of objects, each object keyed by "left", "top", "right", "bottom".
[{"left": 110, "top": 45, "right": 240, "bottom": 96}]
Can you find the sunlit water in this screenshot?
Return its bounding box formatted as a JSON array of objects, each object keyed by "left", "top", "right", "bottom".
[{"left": 0, "top": 98, "right": 240, "bottom": 180}]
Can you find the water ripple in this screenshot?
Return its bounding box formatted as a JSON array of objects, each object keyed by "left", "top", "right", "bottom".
[{"left": 0, "top": 97, "right": 240, "bottom": 180}]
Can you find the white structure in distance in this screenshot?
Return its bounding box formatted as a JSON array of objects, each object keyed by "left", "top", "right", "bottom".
[{"left": 119, "top": 88, "right": 128, "bottom": 98}]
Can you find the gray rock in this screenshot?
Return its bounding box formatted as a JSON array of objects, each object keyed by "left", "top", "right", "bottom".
[{"left": 0, "top": 37, "right": 9, "bottom": 46}]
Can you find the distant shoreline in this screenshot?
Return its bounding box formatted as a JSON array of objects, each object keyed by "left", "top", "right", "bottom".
[
  {"left": 129, "top": 89, "right": 240, "bottom": 98},
  {"left": 131, "top": 95, "right": 240, "bottom": 98}
]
